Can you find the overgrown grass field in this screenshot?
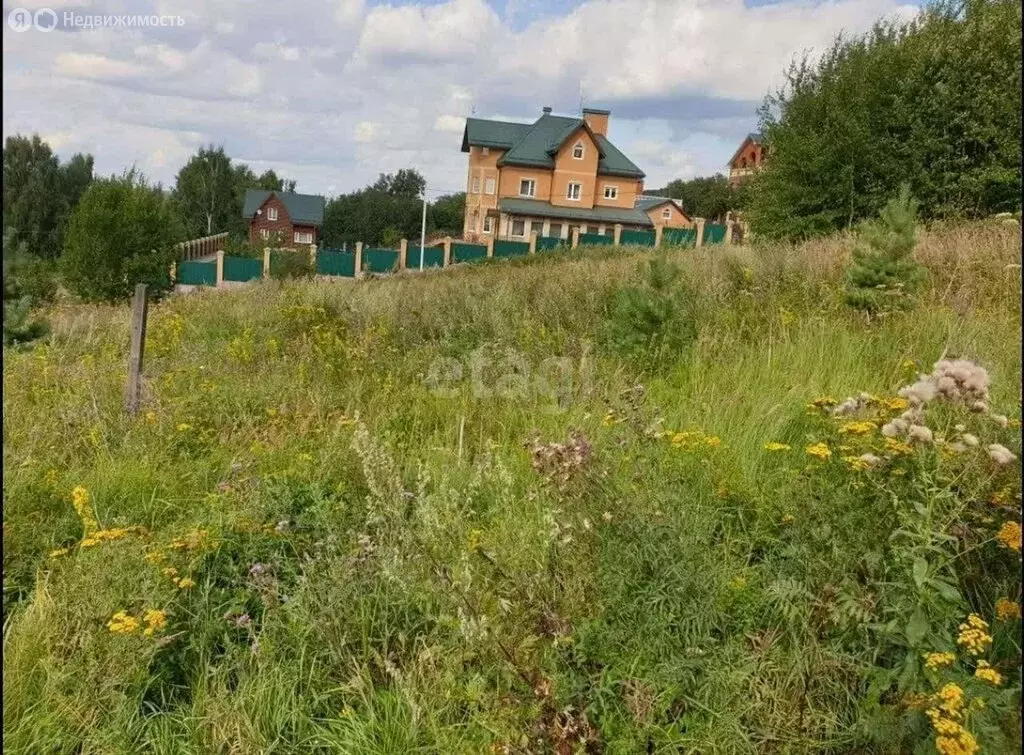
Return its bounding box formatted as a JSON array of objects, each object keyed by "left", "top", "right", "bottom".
[{"left": 3, "top": 222, "right": 1022, "bottom": 753}]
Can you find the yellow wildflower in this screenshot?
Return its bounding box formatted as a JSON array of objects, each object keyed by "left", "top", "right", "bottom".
[
  {"left": 764, "top": 442, "right": 791, "bottom": 452},
  {"left": 43, "top": 468, "right": 59, "bottom": 487},
  {"left": 973, "top": 661, "right": 1003, "bottom": 686},
  {"left": 805, "top": 442, "right": 832, "bottom": 460},
  {"left": 162, "top": 566, "right": 179, "bottom": 579},
  {"left": 923, "top": 652, "right": 956, "bottom": 671},
  {"left": 705, "top": 436, "right": 722, "bottom": 448},
  {"left": 810, "top": 396, "right": 837, "bottom": 409},
  {"left": 994, "top": 520, "right": 1021, "bottom": 552},
  {"left": 729, "top": 576, "right": 747, "bottom": 590},
  {"left": 882, "top": 396, "right": 910, "bottom": 412},
  {"left": 177, "top": 577, "right": 196, "bottom": 589},
  {"left": 145, "top": 411, "right": 157, "bottom": 424},
  {"left": 779, "top": 309, "right": 796, "bottom": 327},
  {"left": 956, "top": 614, "right": 992, "bottom": 656},
  {"left": 934, "top": 683, "right": 965, "bottom": 719},
  {"left": 146, "top": 550, "right": 166, "bottom": 565},
  {"left": 70, "top": 485, "right": 98, "bottom": 534},
  {"left": 884, "top": 437, "right": 914, "bottom": 456},
  {"left": 843, "top": 455, "right": 872, "bottom": 471},
  {"left": 80, "top": 537, "right": 99, "bottom": 548},
  {"left": 467, "top": 529, "right": 484, "bottom": 552},
  {"left": 839, "top": 420, "right": 876, "bottom": 436},
  {"left": 176, "top": 423, "right": 192, "bottom": 432},
  {"left": 48, "top": 547, "right": 69, "bottom": 559},
  {"left": 107, "top": 610, "right": 140, "bottom": 634},
  {"left": 781, "top": 514, "right": 795, "bottom": 524},
  {"left": 994, "top": 597, "right": 1020, "bottom": 622},
  {"left": 142, "top": 609, "right": 168, "bottom": 637}
]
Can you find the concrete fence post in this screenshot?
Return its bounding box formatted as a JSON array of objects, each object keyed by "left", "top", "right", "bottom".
[
  {"left": 486, "top": 236, "right": 495, "bottom": 258},
  {"left": 216, "top": 250, "right": 225, "bottom": 287},
  {"left": 571, "top": 227, "right": 580, "bottom": 249},
  {"left": 654, "top": 224, "right": 663, "bottom": 248},
  {"left": 309, "top": 243, "right": 317, "bottom": 269},
  {"left": 169, "top": 262, "right": 177, "bottom": 285},
  {"left": 399, "top": 238, "right": 408, "bottom": 270},
  {"left": 443, "top": 237, "right": 452, "bottom": 267},
  {"left": 263, "top": 247, "right": 271, "bottom": 278},
  {"left": 354, "top": 242, "right": 364, "bottom": 278},
  {"left": 695, "top": 218, "right": 706, "bottom": 248},
  {"left": 613, "top": 224, "right": 622, "bottom": 246},
  {"left": 529, "top": 231, "right": 538, "bottom": 254}
]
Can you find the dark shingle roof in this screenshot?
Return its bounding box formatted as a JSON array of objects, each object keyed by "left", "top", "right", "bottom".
[
  {"left": 242, "top": 190, "right": 325, "bottom": 226},
  {"left": 499, "top": 197, "right": 653, "bottom": 226},
  {"left": 462, "top": 112, "right": 644, "bottom": 178}
]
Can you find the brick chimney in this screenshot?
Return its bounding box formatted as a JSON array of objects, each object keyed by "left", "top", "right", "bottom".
[{"left": 582, "top": 107, "right": 610, "bottom": 136}]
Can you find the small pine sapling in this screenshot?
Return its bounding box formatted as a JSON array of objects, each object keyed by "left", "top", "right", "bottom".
[{"left": 844, "top": 184, "right": 925, "bottom": 314}]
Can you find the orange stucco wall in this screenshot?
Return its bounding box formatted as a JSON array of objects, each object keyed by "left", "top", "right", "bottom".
[
  {"left": 551, "top": 127, "right": 600, "bottom": 208},
  {"left": 645, "top": 202, "right": 692, "bottom": 229},
  {"left": 594, "top": 176, "right": 641, "bottom": 209},
  {"left": 499, "top": 167, "right": 554, "bottom": 201}
]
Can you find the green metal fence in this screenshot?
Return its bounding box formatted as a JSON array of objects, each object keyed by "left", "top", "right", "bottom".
[
  {"left": 177, "top": 261, "right": 216, "bottom": 286},
  {"left": 407, "top": 244, "right": 445, "bottom": 268},
  {"left": 452, "top": 242, "right": 487, "bottom": 264},
  {"left": 703, "top": 223, "right": 727, "bottom": 245},
  {"left": 536, "top": 236, "right": 568, "bottom": 252},
  {"left": 362, "top": 248, "right": 399, "bottom": 274},
  {"left": 579, "top": 232, "right": 613, "bottom": 246},
  {"left": 620, "top": 229, "right": 656, "bottom": 246},
  {"left": 223, "top": 255, "right": 263, "bottom": 282},
  {"left": 494, "top": 239, "right": 529, "bottom": 258},
  {"left": 317, "top": 250, "right": 356, "bottom": 277},
  {"left": 663, "top": 228, "right": 697, "bottom": 247}
]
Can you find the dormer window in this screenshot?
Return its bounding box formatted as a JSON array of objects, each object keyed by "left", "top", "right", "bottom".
[
  {"left": 572, "top": 142, "right": 584, "bottom": 160},
  {"left": 267, "top": 207, "right": 278, "bottom": 221}
]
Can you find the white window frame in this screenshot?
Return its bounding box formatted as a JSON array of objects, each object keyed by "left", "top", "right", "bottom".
[
  {"left": 603, "top": 185, "right": 618, "bottom": 200},
  {"left": 572, "top": 141, "right": 584, "bottom": 160},
  {"left": 267, "top": 207, "right": 278, "bottom": 221},
  {"left": 510, "top": 219, "right": 526, "bottom": 238},
  {"left": 484, "top": 177, "right": 496, "bottom": 195},
  {"left": 294, "top": 230, "right": 313, "bottom": 244},
  {"left": 482, "top": 215, "right": 494, "bottom": 234},
  {"left": 662, "top": 207, "right": 672, "bottom": 219},
  {"left": 260, "top": 228, "right": 270, "bottom": 240},
  {"left": 481, "top": 147, "right": 490, "bottom": 156},
  {"left": 519, "top": 178, "right": 536, "bottom": 197},
  {"left": 566, "top": 182, "right": 582, "bottom": 201},
  {"left": 471, "top": 176, "right": 480, "bottom": 194}
]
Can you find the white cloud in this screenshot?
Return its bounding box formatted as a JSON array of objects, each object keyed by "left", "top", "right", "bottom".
[{"left": 3, "top": 0, "right": 920, "bottom": 197}]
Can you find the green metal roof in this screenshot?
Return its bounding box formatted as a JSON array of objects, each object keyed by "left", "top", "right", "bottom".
[
  {"left": 594, "top": 134, "right": 644, "bottom": 178},
  {"left": 498, "top": 197, "right": 653, "bottom": 226},
  {"left": 634, "top": 195, "right": 690, "bottom": 220},
  {"left": 243, "top": 190, "right": 325, "bottom": 226},
  {"left": 461, "top": 112, "right": 644, "bottom": 178},
  {"left": 461, "top": 118, "right": 531, "bottom": 151}
]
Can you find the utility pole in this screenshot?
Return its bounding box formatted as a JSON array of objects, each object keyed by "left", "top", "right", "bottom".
[{"left": 419, "top": 189, "right": 427, "bottom": 271}]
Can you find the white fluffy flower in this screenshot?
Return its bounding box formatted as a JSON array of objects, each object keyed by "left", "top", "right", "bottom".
[
  {"left": 986, "top": 444, "right": 1018, "bottom": 465},
  {"left": 908, "top": 425, "right": 934, "bottom": 444},
  {"left": 961, "top": 433, "right": 980, "bottom": 447}
]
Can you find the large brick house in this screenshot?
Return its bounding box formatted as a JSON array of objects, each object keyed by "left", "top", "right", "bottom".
[
  {"left": 727, "top": 133, "right": 766, "bottom": 188},
  {"left": 460, "top": 106, "right": 692, "bottom": 243},
  {"left": 243, "top": 190, "right": 325, "bottom": 247}
]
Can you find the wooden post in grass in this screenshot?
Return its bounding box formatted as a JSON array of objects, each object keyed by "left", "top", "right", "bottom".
[
  {"left": 125, "top": 284, "right": 148, "bottom": 416},
  {"left": 263, "top": 247, "right": 271, "bottom": 278},
  {"left": 613, "top": 224, "right": 622, "bottom": 246},
  {"left": 529, "top": 230, "right": 538, "bottom": 254},
  {"left": 654, "top": 224, "right": 663, "bottom": 248},
  {"left": 571, "top": 227, "right": 580, "bottom": 249},
  {"left": 309, "top": 243, "right": 317, "bottom": 270},
  {"left": 169, "top": 262, "right": 176, "bottom": 285},
  {"left": 443, "top": 237, "right": 452, "bottom": 267},
  {"left": 399, "top": 238, "right": 408, "bottom": 270},
  {"left": 216, "top": 249, "right": 225, "bottom": 286},
  {"left": 354, "top": 242, "right": 364, "bottom": 278},
  {"left": 695, "top": 217, "right": 706, "bottom": 248},
  {"left": 486, "top": 236, "right": 495, "bottom": 258}
]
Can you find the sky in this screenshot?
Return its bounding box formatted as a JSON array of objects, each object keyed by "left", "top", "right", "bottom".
[{"left": 2, "top": 0, "right": 921, "bottom": 198}]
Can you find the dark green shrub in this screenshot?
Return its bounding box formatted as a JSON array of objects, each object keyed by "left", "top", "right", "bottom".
[
  {"left": 270, "top": 250, "right": 314, "bottom": 281},
  {"left": 60, "top": 169, "right": 182, "bottom": 302}
]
